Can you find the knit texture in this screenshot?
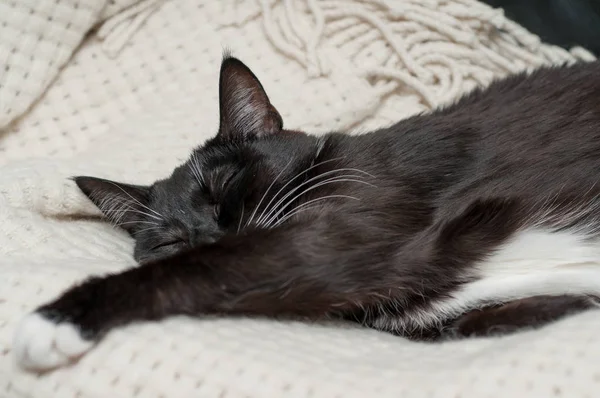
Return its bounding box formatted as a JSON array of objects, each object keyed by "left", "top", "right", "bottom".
[{"left": 1, "top": 1, "right": 599, "bottom": 397}]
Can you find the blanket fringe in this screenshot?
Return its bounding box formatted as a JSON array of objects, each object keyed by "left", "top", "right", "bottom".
[
  {"left": 223, "top": 0, "right": 596, "bottom": 108},
  {"left": 97, "top": 0, "right": 165, "bottom": 58}
]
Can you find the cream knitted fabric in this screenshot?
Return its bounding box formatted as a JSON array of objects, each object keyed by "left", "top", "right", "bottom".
[
  {"left": 0, "top": 0, "right": 162, "bottom": 130},
  {"left": 1, "top": 1, "right": 599, "bottom": 397}
]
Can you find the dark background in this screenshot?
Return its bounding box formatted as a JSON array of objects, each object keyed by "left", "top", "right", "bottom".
[{"left": 481, "top": 0, "right": 600, "bottom": 55}]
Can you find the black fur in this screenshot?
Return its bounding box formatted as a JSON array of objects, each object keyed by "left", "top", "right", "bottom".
[{"left": 37, "top": 57, "right": 600, "bottom": 346}]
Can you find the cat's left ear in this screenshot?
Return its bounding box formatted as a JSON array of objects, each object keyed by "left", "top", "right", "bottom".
[
  {"left": 217, "top": 56, "right": 283, "bottom": 141},
  {"left": 73, "top": 176, "right": 152, "bottom": 233}
]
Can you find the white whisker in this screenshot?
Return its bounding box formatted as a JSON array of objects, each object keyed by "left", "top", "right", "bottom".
[
  {"left": 93, "top": 195, "right": 133, "bottom": 226},
  {"left": 272, "top": 194, "right": 360, "bottom": 227},
  {"left": 134, "top": 226, "right": 164, "bottom": 234},
  {"left": 261, "top": 176, "right": 369, "bottom": 228},
  {"left": 252, "top": 157, "right": 347, "bottom": 227},
  {"left": 245, "top": 159, "right": 294, "bottom": 228},
  {"left": 238, "top": 201, "right": 245, "bottom": 233},
  {"left": 257, "top": 167, "right": 374, "bottom": 226},
  {"left": 102, "top": 206, "right": 163, "bottom": 221},
  {"left": 260, "top": 175, "right": 375, "bottom": 228},
  {"left": 256, "top": 167, "right": 364, "bottom": 226},
  {"left": 114, "top": 220, "right": 160, "bottom": 228},
  {"left": 190, "top": 152, "right": 205, "bottom": 187},
  {"left": 104, "top": 181, "right": 164, "bottom": 220}
]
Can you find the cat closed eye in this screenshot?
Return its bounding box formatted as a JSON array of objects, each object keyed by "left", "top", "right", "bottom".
[
  {"left": 150, "top": 239, "right": 186, "bottom": 251},
  {"left": 221, "top": 170, "right": 239, "bottom": 192}
]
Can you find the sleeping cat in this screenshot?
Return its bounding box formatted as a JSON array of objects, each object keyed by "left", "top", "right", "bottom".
[{"left": 14, "top": 55, "right": 600, "bottom": 371}]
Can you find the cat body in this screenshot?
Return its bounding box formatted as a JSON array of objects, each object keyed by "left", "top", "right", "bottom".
[{"left": 14, "top": 57, "right": 600, "bottom": 370}]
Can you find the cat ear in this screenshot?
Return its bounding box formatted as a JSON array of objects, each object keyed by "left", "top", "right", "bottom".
[
  {"left": 73, "top": 176, "right": 152, "bottom": 233},
  {"left": 218, "top": 56, "right": 283, "bottom": 141}
]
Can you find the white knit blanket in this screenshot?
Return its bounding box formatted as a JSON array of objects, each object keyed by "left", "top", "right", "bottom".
[{"left": 1, "top": 1, "right": 599, "bottom": 397}]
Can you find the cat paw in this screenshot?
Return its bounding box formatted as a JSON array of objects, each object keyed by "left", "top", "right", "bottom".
[{"left": 13, "top": 312, "right": 94, "bottom": 371}]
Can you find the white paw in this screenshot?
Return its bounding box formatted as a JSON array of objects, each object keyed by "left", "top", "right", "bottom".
[{"left": 13, "top": 313, "right": 94, "bottom": 371}]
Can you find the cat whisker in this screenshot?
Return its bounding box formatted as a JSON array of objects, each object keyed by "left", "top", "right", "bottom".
[
  {"left": 252, "top": 157, "right": 347, "bottom": 227},
  {"left": 257, "top": 165, "right": 374, "bottom": 224},
  {"left": 104, "top": 181, "right": 165, "bottom": 220},
  {"left": 246, "top": 159, "right": 294, "bottom": 229},
  {"left": 96, "top": 195, "right": 164, "bottom": 224},
  {"left": 190, "top": 152, "right": 206, "bottom": 187},
  {"left": 114, "top": 220, "right": 160, "bottom": 228},
  {"left": 134, "top": 226, "right": 164, "bottom": 235},
  {"left": 255, "top": 166, "right": 372, "bottom": 227},
  {"left": 263, "top": 175, "right": 370, "bottom": 225},
  {"left": 270, "top": 194, "right": 361, "bottom": 228},
  {"left": 102, "top": 207, "right": 164, "bottom": 222},
  {"left": 94, "top": 196, "right": 141, "bottom": 225},
  {"left": 258, "top": 174, "right": 370, "bottom": 227},
  {"left": 260, "top": 176, "right": 374, "bottom": 228},
  {"left": 237, "top": 201, "right": 245, "bottom": 234},
  {"left": 271, "top": 205, "right": 320, "bottom": 228}
]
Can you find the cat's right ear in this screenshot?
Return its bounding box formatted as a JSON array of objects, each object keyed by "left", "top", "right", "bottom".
[
  {"left": 73, "top": 176, "right": 152, "bottom": 233},
  {"left": 217, "top": 55, "right": 283, "bottom": 141}
]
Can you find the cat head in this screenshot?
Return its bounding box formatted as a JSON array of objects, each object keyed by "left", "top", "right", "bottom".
[{"left": 75, "top": 56, "right": 320, "bottom": 263}]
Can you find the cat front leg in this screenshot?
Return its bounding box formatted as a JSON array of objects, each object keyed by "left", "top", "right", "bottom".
[
  {"left": 13, "top": 274, "right": 156, "bottom": 371},
  {"left": 14, "top": 217, "right": 403, "bottom": 371}
]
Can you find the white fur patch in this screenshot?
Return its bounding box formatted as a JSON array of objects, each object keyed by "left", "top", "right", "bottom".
[
  {"left": 13, "top": 313, "right": 94, "bottom": 371},
  {"left": 376, "top": 229, "right": 600, "bottom": 332}
]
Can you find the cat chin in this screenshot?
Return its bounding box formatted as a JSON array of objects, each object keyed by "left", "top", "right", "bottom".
[{"left": 13, "top": 312, "right": 94, "bottom": 371}]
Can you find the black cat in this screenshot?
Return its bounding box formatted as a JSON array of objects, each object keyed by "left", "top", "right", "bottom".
[{"left": 14, "top": 56, "right": 600, "bottom": 371}]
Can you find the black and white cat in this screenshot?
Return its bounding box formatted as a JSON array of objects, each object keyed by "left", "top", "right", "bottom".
[{"left": 14, "top": 56, "right": 600, "bottom": 371}]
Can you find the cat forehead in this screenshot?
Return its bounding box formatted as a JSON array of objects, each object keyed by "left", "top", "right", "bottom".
[
  {"left": 188, "top": 140, "right": 248, "bottom": 167},
  {"left": 149, "top": 175, "right": 194, "bottom": 203},
  {"left": 188, "top": 130, "right": 308, "bottom": 168},
  {"left": 153, "top": 152, "right": 241, "bottom": 197},
  {"left": 183, "top": 150, "right": 242, "bottom": 180}
]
